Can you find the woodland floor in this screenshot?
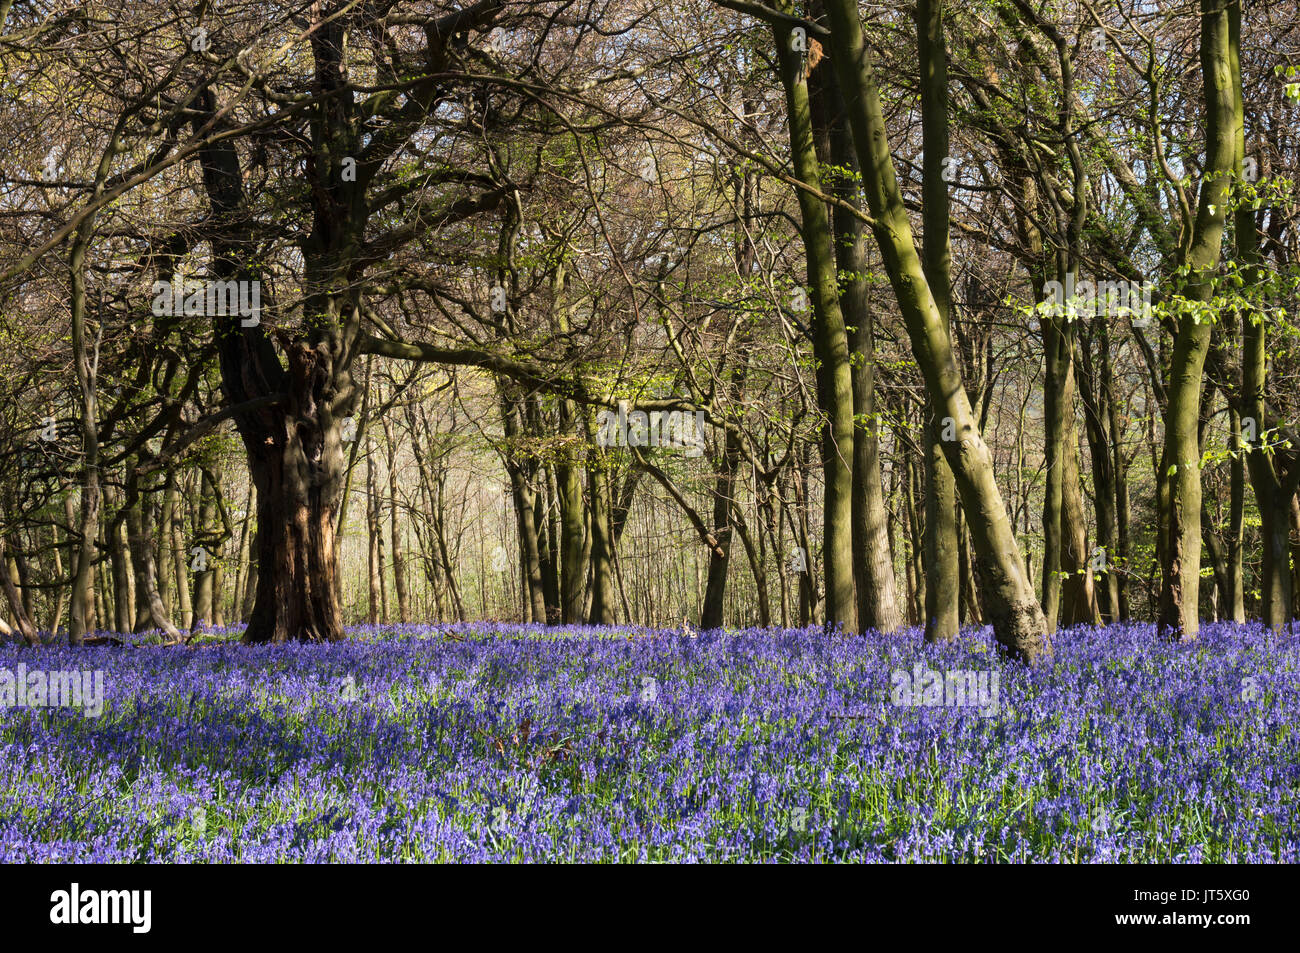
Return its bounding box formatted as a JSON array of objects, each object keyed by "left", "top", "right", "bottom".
[{"left": 1, "top": 621, "right": 1296, "bottom": 862}]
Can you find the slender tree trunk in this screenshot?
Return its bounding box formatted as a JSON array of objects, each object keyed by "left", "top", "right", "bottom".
[
  {"left": 232, "top": 482, "right": 255, "bottom": 624},
  {"left": 731, "top": 503, "right": 772, "bottom": 627},
  {"left": 192, "top": 470, "right": 217, "bottom": 629},
  {"left": 366, "top": 436, "right": 382, "bottom": 625},
  {"left": 131, "top": 497, "right": 152, "bottom": 631},
  {"left": 761, "top": 487, "right": 790, "bottom": 629},
  {"left": 167, "top": 474, "right": 193, "bottom": 630},
  {"left": 155, "top": 483, "right": 172, "bottom": 616},
  {"left": 1112, "top": 375, "right": 1133, "bottom": 621},
  {"left": 586, "top": 437, "right": 616, "bottom": 625},
  {"left": 1077, "top": 325, "right": 1121, "bottom": 622},
  {"left": 382, "top": 417, "right": 411, "bottom": 624},
  {"left": 213, "top": 555, "right": 226, "bottom": 627},
  {"left": 538, "top": 471, "right": 560, "bottom": 623},
  {"left": 499, "top": 390, "right": 548, "bottom": 624},
  {"left": 905, "top": 454, "right": 926, "bottom": 624},
  {"left": 109, "top": 507, "right": 133, "bottom": 634},
  {"left": 1157, "top": 0, "right": 1236, "bottom": 640},
  {"left": 1059, "top": 384, "right": 1100, "bottom": 626},
  {"left": 849, "top": 315, "right": 902, "bottom": 634},
  {"left": 915, "top": 0, "right": 963, "bottom": 644},
  {"left": 774, "top": 11, "right": 856, "bottom": 632},
  {"left": 124, "top": 470, "right": 181, "bottom": 642},
  {"left": 433, "top": 472, "right": 465, "bottom": 621},
  {"left": 810, "top": 62, "right": 903, "bottom": 633},
  {"left": 1231, "top": 0, "right": 1291, "bottom": 631},
  {"left": 67, "top": 230, "right": 100, "bottom": 646},
  {"left": 791, "top": 446, "right": 819, "bottom": 625},
  {"left": 240, "top": 534, "right": 259, "bottom": 623},
  {"left": 47, "top": 519, "right": 64, "bottom": 635},
  {"left": 1226, "top": 408, "right": 1246, "bottom": 622},
  {"left": 556, "top": 401, "right": 586, "bottom": 624},
  {"left": 549, "top": 262, "right": 588, "bottom": 625},
  {"left": 958, "top": 514, "right": 985, "bottom": 624},
  {"left": 700, "top": 426, "right": 738, "bottom": 630},
  {"left": 1040, "top": 313, "right": 1070, "bottom": 630}
]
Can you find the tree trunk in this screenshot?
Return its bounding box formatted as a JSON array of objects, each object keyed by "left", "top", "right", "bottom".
[
  {"left": 1059, "top": 386, "right": 1100, "bottom": 626},
  {"left": 1040, "top": 313, "right": 1069, "bottom": 630},
  {"left": 1157, "top": 0, "right": 1236, "bottom": 640},
  {"left": 1112, "top": 371, "right": 1133, "bottom": 622},
  {"left": 0, "top": 537, "right": 39, "bottom": 646},
  {"left": 1231, "top": 0, "right": 1291, "bottom": 631},
  {"left": 382, "top": 416, "right": 411, "bottom": 624},
  {"left": 556, "top": 401, "right": 586, "bottom": 624},
  {"left": 366, "top": 436, "right": 383, "bottom": 625},
  {"left": 538, "top": 472, "right": 560, "bottom": 623},
  {"left": 195, "top": 86, "right": 355, "bottom": 644},
  {"left": 67, "top": 229, "right": 100, "bottom": 646},
  {"left": 433, "top": 471, "right": 465, "bottom": 621},
  {"left": 586, "top": 439, "right": 616, "bottom": 625},
  {"left": 700, "top": 424, "right": 737, "bottom": 630},
  {"left": 167, "top": 474, "right": 193, "bottom": 630},
  {"left": 47, "top": 519, "right": 65, "bottom": 635},
  {"left": 914, "top": 0, "right": 963, "bottom": 644},
  {"left": 232, "top": 482, "right": 255, "bottom": 624},
  {"left": 124, "top": 470, "right": 181, "bottom": 642},
  {"left": 109, "top": 508, "right": 134, "bottom": 635},
  {"left": 240, "top": 535, "right": 259, "bottom": 623},
  {"left": 774, "top": 13, "right": 856, "bottom": 633},
  {"left": 1077, "top": 324, "right": 1121, "bottom": 622},
  {"left": 821, "top": 0, "right": 1049, "bottom": 661},
  {"left": 243, "top": 371, "right": 349, "bottom": 644},
  {"left": 792, "top": 446, "right": 819, "bottom": 625},
  {"left": 905, "top": 454, "right": 926, "bottom": 624},
  {"left": 1226, "top": 408, "right": 1246, "bottom": 622},
  {"left": 500, "top": 389, "right": 548, "bottom": 624},
  {"left": 192, "top": 470, "right": 217, "bottom": 629},
  {"left": 810, "top": 61, "right": 903, "bottom": 634}
]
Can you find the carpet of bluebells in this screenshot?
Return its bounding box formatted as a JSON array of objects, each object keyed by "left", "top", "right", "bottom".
[{"left": 1, "top": 621, "right": 1297, "bottom": 862}]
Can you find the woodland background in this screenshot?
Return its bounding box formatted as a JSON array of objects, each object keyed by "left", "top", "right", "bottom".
[{"left": 0, "top": 0, "right": 1296, "bottom": 654}]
